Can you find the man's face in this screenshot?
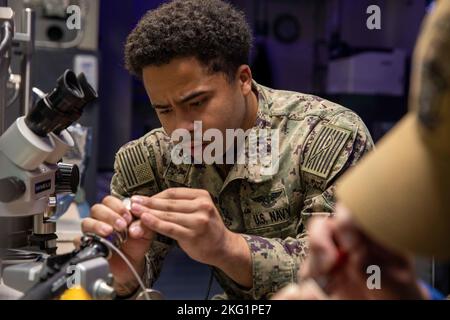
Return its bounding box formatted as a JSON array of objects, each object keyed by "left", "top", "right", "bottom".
[{"left": 142, "top": 57, "right": 253, "bottom": 155}]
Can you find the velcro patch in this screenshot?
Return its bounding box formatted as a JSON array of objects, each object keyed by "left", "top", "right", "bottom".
[
  {"left": 117, "top": 143, "right": 155, "bottom": 190},
  {"left": 302, "top": 124, "right": 351, "bottom": 179}
]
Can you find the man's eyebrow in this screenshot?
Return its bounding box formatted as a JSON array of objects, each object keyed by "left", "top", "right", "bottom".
[
  {"left": 177, "top": 90, "right": 209, "bottom": 104},
  {"left": 151, "top": 90, "right": 210, "bottom": 109}
]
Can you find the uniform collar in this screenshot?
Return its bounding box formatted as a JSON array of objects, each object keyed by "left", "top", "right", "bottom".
[{"left": 252, "top": 80, "right": 273, "bottom": 127}]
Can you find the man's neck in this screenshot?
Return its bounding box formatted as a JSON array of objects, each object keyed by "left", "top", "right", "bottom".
[{"left": 241, "top": 85, "right": 259, "bottom": 131}]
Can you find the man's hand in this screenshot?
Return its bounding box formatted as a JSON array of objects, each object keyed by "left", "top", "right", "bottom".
[
  {"left": 293, "top": 203, "right": 429, "bottom": 300},
  {"left": 272, "top": 281, "right": 328, "bottom": 300},
  {"left": 130, "top": 188, "right": 253, "bottom": 288},
  {"left": 80, "top": 195, "right": 155, "bottom": 296}
]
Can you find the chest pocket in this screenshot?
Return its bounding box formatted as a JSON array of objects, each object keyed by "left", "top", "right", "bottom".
[{"left": 240, "top": 183, "right": 293, "bottom": 238}]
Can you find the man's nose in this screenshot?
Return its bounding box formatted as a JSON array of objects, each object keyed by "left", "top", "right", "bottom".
[{"left": 175, "top": 112, "right": 195, "bottom": 132}]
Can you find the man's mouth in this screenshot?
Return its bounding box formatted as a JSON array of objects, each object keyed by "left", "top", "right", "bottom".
[{"left": 177, "top": 141, "right": 208, "bottom": 153}]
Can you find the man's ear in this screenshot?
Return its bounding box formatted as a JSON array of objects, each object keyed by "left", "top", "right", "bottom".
[{"left": 236, "top": 65, "right": 253, "bottom": 96}]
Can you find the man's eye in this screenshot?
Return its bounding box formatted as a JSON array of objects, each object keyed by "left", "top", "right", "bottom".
[
  {"left": 190, "top": 99, "right": 205, "bottom": 107},
  {"left": 158, "top": 109, "right": 172, "bottom": 115}
]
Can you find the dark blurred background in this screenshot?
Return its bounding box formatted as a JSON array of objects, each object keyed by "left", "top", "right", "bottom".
[{"left": 4, "top": 0, "right": 446, "bottom": 299}]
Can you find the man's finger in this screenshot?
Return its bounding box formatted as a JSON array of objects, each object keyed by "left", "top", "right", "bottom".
[
  {"left": 134, "top": 197, "right": 198, "bottom": 214},
  {"left": 128, "top": 219, "right": 155, "bottom": 240},
  {"left": 131, "top": 188, "right": 202, "bottom": 207},
  {"left": 81, "top": 217, "right": 114, "bottom": 237},
  {"left": 272, "top": 281, "right": 328, "bottom": 300},
  {"left": 333, "top": 203, "right": 367, "bottom": 253},
  {"left": 271, "top": 284, "right": 303, "bottom": 300},
  {"left": 305, "top": 217, "right": 339, "bottom": 277},
  {"left": 91, "top": 204, "right": 128, "bottom": 232},
  {"left": 102, "top": 195, "right": 132, "bottom": 223},
  {"left": 298, "top": 279, "right": 329, "bottom": 300},
  {"left": 148, "top": 207, "right": 199, "bottom": 228},
  {"left": 140, "top": 212, "right": 192, "bottom": 240},
  {"left": 130, "top": 203, "right": 198, "bottom": 228}
]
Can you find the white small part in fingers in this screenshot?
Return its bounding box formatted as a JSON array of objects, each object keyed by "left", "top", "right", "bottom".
[{"left": 122, "top": 197, "right": 132, "bottom": 211}]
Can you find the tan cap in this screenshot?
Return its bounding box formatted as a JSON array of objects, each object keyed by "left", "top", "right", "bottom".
[{"left": 336, "top": 0, "right": 450, "bottom": 259}]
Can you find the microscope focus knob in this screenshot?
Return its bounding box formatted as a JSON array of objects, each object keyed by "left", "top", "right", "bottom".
[
  {"left": 55, "top": 163, "right": 79, "bottom": 194},
  {"left": 0, "top": 177, "right": 26, "bottom": 202}
]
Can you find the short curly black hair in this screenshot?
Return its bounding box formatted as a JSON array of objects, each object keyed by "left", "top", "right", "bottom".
[{"left": 124, "top": 0, "right": 252, "bottom": 80}]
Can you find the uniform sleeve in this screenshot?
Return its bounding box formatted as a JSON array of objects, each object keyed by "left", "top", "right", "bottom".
[
  {"left": 213, "top": 110, "right": 374, "bottom": 300},
  {"left": 301, "top": 110, "right": 375, "bottom": 215},
  {"left": 110, "top": 139, "right": 173, "bottom": 290}
]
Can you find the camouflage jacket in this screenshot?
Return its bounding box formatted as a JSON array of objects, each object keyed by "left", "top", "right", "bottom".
[{"left": 110, "top": 81, "right": 374, "bottom": 299}]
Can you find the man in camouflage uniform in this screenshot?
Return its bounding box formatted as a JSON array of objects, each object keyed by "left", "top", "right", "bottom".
[{"left": 82, "top": 0, "right": 374, "bottom": 299}]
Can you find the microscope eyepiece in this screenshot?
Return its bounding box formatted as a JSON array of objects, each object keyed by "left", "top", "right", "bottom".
[
  {"left": 24, "top": 69, "right": 97, "bottom": 137},
  {"left": 48, "top": 70, "right": 85, "bottom": 112},
  {"left": 77, "top": 72, "right": 98, "bottom": 105}
]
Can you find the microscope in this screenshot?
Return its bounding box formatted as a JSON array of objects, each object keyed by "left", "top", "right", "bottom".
[
  {"left": 0, "top": 4, "right": 118, "bottom": 300},
  {"left": 0, "top": 69, "right": 96, "bottom": 253}
]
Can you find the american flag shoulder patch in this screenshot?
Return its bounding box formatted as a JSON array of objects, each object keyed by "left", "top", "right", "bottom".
[
  {"left": 117, "top": 143, "right": 155, "bottom": 190},
  {"left": 302, "top": 124, "right": 352, "bottom": 179}
]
